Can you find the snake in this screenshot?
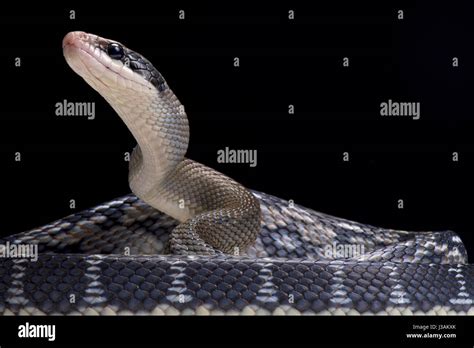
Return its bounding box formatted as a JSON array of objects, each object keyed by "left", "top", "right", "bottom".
[{"left": 0, "top": 31, "right": 473, "bottom": 315}]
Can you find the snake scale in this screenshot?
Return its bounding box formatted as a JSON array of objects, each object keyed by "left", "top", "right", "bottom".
[{"left": 0, "top": 31, "right": 473, "bottom": 315}]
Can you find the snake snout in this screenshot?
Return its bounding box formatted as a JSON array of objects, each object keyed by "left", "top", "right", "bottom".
[{"left": 62, "top": 31, "right": 88, "bottom": 49}]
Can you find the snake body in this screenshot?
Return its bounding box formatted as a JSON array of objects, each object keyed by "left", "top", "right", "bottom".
[{"left": 0, "top": 32, "right": 473, "bottom": 315}]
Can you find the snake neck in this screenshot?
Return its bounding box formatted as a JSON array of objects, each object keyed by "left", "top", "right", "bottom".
[{"left": 105, "top": 87, "right": 190, "bottom": 215}]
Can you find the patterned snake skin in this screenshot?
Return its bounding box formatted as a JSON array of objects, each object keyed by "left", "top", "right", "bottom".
[{"left": 0, "top": 32, "right": 473, "bottom": 315}]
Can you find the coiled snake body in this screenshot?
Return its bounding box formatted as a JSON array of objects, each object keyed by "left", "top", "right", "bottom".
[{"left": 0, "top": 32, "right": 473, "bottom": 315}]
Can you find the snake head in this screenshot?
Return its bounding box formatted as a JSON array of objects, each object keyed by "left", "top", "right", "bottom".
[{"left": 63, "top": 31, "right": 167, "bottom": 94}]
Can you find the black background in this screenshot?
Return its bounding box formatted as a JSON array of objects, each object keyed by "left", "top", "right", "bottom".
[{"left": 0, "top": 0, "right": 473, "bottom": 345}]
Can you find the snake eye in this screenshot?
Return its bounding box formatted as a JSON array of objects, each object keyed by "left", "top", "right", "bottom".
[{"left": 107, "top": 43, "right": 124, "bottom": 60}]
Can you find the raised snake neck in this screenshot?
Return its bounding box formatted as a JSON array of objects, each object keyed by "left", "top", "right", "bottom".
[
  {"left": 62, "top": 31, "right": 260, "bottom": 255},
  {"left": 0, "top": 32, "right": 472, "bottom": 315}
]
